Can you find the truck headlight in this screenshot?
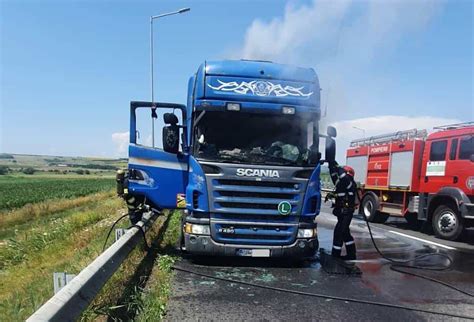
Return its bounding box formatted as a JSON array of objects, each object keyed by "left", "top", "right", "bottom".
[
  {"left": 297, "top": 228, "right": 317, "bottom": 238},
  {"left": 184, "top": 223, "right": 210, "bottom": 235}
]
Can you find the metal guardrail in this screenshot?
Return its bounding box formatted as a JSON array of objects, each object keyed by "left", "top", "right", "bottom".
[{"left": 27, "top": 211, "right": 160, "bottom": 322}]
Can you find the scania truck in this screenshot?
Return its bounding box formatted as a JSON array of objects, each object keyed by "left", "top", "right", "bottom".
[{"left": 119, "top": 60, "right": 337, "bottom": 258}]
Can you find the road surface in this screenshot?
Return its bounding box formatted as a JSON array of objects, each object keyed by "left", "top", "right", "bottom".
[{"left": 166, "top": 205, "right": 474, "bottom": 321}]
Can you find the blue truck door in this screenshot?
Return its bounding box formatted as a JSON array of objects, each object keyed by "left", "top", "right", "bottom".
[{"left": 127, "top": 101, "right": 188, "bottom": 210}]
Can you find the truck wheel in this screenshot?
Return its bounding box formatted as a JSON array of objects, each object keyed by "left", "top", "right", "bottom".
[
  {"left": 362, "top": 194, "right": 389, "bottom": 223},
  {"left": 432, "top": 205, "right": 464, "bottom": 241}
]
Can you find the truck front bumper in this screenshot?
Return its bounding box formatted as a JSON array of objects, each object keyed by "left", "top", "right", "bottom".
[{"left": 184, "top": 234, "right": 318, "bottom": 258}]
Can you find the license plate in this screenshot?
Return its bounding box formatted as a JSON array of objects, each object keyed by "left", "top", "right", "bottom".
[{"left": 236, "top": 249, "right": 270, "bottom": 257}]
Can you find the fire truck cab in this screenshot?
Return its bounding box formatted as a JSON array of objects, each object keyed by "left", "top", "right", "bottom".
[{"left": 346, "top": 122, "right": 474, "bottom": 241}]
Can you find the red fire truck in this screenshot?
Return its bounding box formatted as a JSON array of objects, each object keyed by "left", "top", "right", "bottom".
[{"left": 346, "top": 122, "right": 474, "bottom": 241}]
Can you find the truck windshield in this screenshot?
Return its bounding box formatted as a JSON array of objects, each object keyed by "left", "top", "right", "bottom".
[{"left": 193, "top": 111, "right": 319, "bottom": 167}]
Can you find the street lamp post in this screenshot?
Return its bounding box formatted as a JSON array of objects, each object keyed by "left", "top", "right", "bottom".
[
  {"left": 352, "top": 126, "right": 366, "bottom": 138},
  {"left": 150, "top": 7, "right": 190, "bottom": 147}
]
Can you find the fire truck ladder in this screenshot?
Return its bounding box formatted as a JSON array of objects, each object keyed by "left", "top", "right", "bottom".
[
  {"left": 433, "top": 121, "right": 474, "bottom": 131},
  {"left": 350, "top": 129, "right": 428, "bottom": 147}
]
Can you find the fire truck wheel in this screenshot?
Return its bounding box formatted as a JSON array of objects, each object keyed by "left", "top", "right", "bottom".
[
  {"left": 432, "top": 205, "right": 464, "bottom": 241},
  {"left": 362, "top": 194, "right": 389, "bottom": 223}
]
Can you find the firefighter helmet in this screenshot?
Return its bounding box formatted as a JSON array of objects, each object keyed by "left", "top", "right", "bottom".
[{"left": 343, "top": 165, "right": 355, "bottom": 177}]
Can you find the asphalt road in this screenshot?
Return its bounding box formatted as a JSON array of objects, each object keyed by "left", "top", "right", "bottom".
[{"left": 166, "top": 205, "right": 474, "bottom": 321}]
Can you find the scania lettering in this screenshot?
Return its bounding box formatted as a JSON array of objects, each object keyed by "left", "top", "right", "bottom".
[
  {"left": 236, "top": 168, "right": 280, "bottom": 178},
  {"left": 118, "top": 60, "right": 337, "bottom": 258}
]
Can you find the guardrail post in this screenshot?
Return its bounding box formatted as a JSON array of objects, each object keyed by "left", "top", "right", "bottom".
[
  {"left": 53, "top": 272, "right": 76, "bottom": 294},
  {"left": 115, "top": 228, "right": 127, "bottom": 241}
]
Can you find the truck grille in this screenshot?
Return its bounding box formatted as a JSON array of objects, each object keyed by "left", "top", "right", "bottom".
[
  {"left": 208, "top": 176, "right": 306, "bottom": 245},
  {"left": 212, "top": 178, "right": 301, "bottom": 215}
]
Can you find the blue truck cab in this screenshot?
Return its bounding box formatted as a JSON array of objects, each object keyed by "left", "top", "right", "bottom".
[{"left": 123, "top": 59, "right": 326, "bottom": 258}]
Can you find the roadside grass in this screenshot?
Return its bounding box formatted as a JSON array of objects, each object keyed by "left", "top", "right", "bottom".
[
  {"left": 81, "top": 210, "right": 183, "bottom": 321},
  {"left": 0, "top": 196, "right": 126, "bottom": 321},
  {"left": 0, "top": 195, "right": 119, "bottom": 269},
  {"left": 0, "top": 185, "right": 183, "bottom": 322},
  {"left": 135, "top": 211, "right": 181, "bottom": 321}
]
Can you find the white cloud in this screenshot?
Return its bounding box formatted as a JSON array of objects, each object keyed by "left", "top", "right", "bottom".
[
  {"left": 329, "top": 115, "right": 461, "bottom": 162},
  {"left": 111, "top": 131, "right": 129, "bottom": 156}
]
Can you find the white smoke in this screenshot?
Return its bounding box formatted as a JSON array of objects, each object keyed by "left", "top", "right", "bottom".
[
  {"left": 236, "top": 0, "right": 444, "bottom": 125},
  {"left": 239, "top": 0, "right": 442, "bottom": 65},
  {"left": 239, "top": 0, "right": 351, "bottom": 64}
]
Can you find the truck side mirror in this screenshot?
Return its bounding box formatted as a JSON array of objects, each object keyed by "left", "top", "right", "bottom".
[
  {"left": 325, "top": 137, "right": 336, "bottom": 164},
  {"left": 327, "top": 126, "right": 337, "bottom": 138},
  {"left": 164, "top": 113, "right": 179, "bottom": 125},
  {"left": 163, "top": 125, "right": 179, "bottom": 154}
]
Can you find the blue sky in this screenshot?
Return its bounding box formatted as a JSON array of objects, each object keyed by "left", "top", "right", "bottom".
[{"left": 1, "top": 0, "right": 472, "bottom": 157}]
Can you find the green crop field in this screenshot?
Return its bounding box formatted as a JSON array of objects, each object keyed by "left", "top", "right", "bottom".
[{"left": 0, "top": 176, "right": 115, "bottom": 211}]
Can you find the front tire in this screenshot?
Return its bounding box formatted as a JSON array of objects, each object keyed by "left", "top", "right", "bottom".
[
  {"left": 361, "top": 194, "right": 389, "bottom": 223},
  {"left": 432, "top": 205, "right": 464, "bottom": 241}
]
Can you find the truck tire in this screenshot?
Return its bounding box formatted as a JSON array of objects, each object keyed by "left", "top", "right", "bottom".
[
  {"left": 432, "top": 205, "right": 464, "bottom": 241},
  {"left": 362, "top": 194, "right": 389, "bottom": 223}
]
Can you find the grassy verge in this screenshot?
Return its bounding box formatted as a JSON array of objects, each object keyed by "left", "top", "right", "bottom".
[
  {"left": 0, "top": 195, "right": 126, "bottom": 321},
  {"left": 135, "top": 211, "right": 181, "bottom": 321},
  {"left": 0, "top": 184, "right": 182, "bottom": 322},
  {"left": 81, "top": 210, "right": 182, "bottom": 321}
]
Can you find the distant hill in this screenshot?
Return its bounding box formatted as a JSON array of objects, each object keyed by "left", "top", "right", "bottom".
[{"left": 0, "top": 154, "right": 127, "bottom": 175}]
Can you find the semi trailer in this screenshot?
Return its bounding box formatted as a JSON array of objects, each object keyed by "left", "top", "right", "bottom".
[
  {"left": 346, "top": 122, "right": 474, "bottom": 241},
  {"left": 118, "top": 60, "right": 337, "bottom": 258}
]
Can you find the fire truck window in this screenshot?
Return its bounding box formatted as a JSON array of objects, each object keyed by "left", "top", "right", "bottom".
[
  {"left": 450, "top": 139, "right": 458, "bottom": 160},
  {"left": 459, "top": 136, "right": 474, "bottom": 160},
  {"left": 429, "top": 140, "right": 447, "bottom": 161}
]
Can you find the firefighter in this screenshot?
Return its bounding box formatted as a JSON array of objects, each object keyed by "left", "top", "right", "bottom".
[{"left": 327, "top": 162, "right": 358, "bottom": 260}]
